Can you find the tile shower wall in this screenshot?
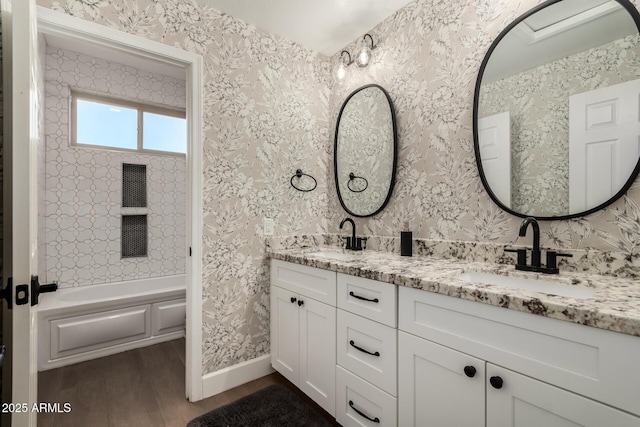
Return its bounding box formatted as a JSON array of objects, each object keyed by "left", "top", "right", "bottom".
[
  {"left": 42, "top": 45, "right": 187, "bottom": 288},
  {"left": 329, "top": 0, "right": 640, "bottom": 257},
  {"left": 37, "top": 0, "right": 331, "bottom": 374}
]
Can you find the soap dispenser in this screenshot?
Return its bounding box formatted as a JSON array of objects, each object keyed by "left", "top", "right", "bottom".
[{"left": 401, "top": 221, "right": 412, "bottom": 257}]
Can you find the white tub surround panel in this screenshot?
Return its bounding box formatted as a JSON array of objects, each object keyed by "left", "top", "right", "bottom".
[
  {"left": 37, "top": 275, "right": 186, "bottom": 370},
  {"left": 42, "top": 46, "right": 186, "bottom": 288}
]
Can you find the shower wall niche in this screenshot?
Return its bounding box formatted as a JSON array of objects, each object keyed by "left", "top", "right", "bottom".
[{"left": 39, "top": 44, "right": 187, "bottom": 288}]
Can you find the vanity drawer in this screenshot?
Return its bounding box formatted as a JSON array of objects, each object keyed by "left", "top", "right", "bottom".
[
  {"left": 398, "top": 286, "right": 640, "bottom": 417},
  {"left": 271, "top": 260, "right": 336, "bottom": 305},
  {"left": 336, "top": 365, "right": 397, "bottom": 427},
  {"left": 337, "top": 309, "right": 397, "bottom": 396},
  {"left": 337, "top": 273, "right": 396, "bottom": 326}
]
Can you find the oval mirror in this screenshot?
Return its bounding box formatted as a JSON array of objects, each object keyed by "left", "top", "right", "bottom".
[
  {"left": 335, "top": 84, "right": 397, "bottom": 217},
  {"left": 474, "top": 0, "right": 640, "bottom": 219}
]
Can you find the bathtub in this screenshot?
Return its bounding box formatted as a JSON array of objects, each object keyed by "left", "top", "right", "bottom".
[{"left": 37, "top": 275, "right": 186, "bottom": 370}]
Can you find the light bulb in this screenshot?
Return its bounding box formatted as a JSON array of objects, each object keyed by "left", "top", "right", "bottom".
[
  {"left": 355, "top": 39, "right": 372, "bottom": 68},
  {"left": 333, "top": 59, "right": 348, "bottom": 83}
]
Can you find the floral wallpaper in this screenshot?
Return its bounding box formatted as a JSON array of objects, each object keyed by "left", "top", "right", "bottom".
[
  {"left": 41, "top": 45, "right": 187, "bottom": 288},
  {"left": 38, "top": 0, "right": 640, "bottom": 380},
  {"left": 479, "top": 34, "right": 640, "bottom": 216},
  {"left": 37, "top": 0, "right": 331, "bottom": 374},
  {"left": 328, "top": 0, "right": 640, "bottom": 259}
]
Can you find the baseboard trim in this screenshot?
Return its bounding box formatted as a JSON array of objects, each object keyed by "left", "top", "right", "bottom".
[{"left": 201, "top": 354, "right": 274, "bottom": 398}]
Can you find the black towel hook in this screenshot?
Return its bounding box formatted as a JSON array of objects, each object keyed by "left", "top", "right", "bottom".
[
  {"left": 291, "top": 169, "right": 317, "bottom": 192},
  {"left": 347, "top": 173, "right": 368, "bottom": 193}
]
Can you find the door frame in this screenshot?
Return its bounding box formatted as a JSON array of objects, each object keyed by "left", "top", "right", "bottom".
[{"left": 36, "top": 7, "right": 204, "bottom": 401}]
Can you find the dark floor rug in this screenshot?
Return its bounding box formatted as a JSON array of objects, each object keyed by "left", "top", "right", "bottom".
[{"left": 186, "top": 384, "right": 335, "bottom": 427}]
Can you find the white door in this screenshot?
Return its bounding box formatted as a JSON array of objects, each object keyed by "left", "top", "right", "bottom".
[
  {"left": 486, "top": 364, "right": 640, "bottom": 427},
  {"left": 1, "top": 0, "right": 40, "bottom": 426},
  {"left": 478, "top": 111, "right": 511, "bottom": 207},
  {"left": 299, "top": 297, "right": 336, "bottom": 416},
  {"left": 398, "top": 331, "right": 485, "bottom": 427},
  {"left": 569, "top": 79, "right": 640, "bottom": 212},
  {"left": 270, "top": 285, "right": 300, "bottom": 385}
]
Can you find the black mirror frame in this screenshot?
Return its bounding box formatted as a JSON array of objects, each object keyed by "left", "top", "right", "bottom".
[
  {"left": 472, "top": 0, "right": 640, "bottom": 220},
  {"left": 334, "top": 84, "right": 398, "bottom": 217}
]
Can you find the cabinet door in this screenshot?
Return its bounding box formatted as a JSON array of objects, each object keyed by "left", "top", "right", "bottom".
[
  {"left": 398, "top": 331, "right": 484, "bottom": 427},
  {"left": 487, "top": 364, "right": 640, "bottom": 427},
  {"left": 299, "top": 296, "right": 336, "bottom": 417},
  {"left": 270, "top": 285, "right": 300, "bottom": 385}
]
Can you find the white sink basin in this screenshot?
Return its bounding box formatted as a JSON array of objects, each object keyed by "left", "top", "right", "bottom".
[
  {"left": 308, "top": 251, "right": 359, "bottom": 261},
  {"left": 455, "top": 271, "right": 596, "bottom": 300}
]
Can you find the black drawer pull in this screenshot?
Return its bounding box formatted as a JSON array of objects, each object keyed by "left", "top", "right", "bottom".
[
  {"left": 349, "top": 291, "right": 379, "bottom": 303},
  {"left": 350, "top": 340, "right": 380, "bottom": 357},
  {"left": 349, "top": 400, "right": 380, "bottom": 423},
  {"left": 298, "top": 300, "right": 304, "bottom": 306},
  {"left": 290, "top": 297, "right": 297, "bottom": 304}
]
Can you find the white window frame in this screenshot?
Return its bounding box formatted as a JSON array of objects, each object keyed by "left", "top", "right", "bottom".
[{"left": 70, "top": 89, "right": 187, "bottom": 157}]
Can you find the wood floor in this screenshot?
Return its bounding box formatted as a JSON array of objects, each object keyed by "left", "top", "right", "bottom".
[{"left": 38, "top": 338, "right": 340, "bottom": 427}]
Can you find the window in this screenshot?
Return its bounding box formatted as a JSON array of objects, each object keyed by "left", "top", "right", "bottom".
[{"left": 71, "top": 90, "right": 186, "bottom": 155}]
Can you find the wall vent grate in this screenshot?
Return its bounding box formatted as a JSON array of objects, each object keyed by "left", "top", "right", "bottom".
[
  {"left": 122, "top": 215, "right": 148, "bottom": 258},
  {"left": 122, "top": 163, "right": 147, "bottom": 207}
]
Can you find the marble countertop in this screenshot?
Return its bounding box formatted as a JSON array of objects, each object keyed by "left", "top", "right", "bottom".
[{"left": 267, "top": 246, "right": 640, "bottom": 337}]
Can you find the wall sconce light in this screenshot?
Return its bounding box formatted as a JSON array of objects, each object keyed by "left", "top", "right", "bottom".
[
  {"left": 333, "top": 50, "right": 353, "bottom": 83},
  {"left": 355, "top": 34, "right": 376, "bottom": 68},
  {"left": 333, "top": 34, "right": 377, "bottom": 83}
]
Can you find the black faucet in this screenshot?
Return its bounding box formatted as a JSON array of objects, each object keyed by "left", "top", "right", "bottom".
[
  {"left": 505, "top": 217, "right": 572, "bottom": 274},
  {"left": 340, "top": 218, "right": 366, "bottom": 251},
  {"left": 519, "top": 217, "right": 541, "bottom": 268}
]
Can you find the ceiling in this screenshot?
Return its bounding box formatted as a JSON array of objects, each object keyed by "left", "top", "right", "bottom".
[
  {"left": 43, "top": 33, "right": 186, "bottom": 79},
  {"left": 194, "top": 0, "right": 415, "bottom": 56}
]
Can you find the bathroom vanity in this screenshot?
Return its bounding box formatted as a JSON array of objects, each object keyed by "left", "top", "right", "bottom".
[{"left": 269, "top": 249, "right": 640, "bottom": 427}]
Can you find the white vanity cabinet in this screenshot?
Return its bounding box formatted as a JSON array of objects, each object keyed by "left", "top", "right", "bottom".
[
  {"left": 270, "top": 260, "right": 337, "bottom": 416},
  {"left": 398, "top": 286, "right": 640, "bottom": 427},
  {"left": 270, "top": 258, "right": 640, "bottom": 426}
]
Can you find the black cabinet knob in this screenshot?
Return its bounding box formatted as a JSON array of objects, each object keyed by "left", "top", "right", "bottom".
[
  {"left": 490, "top": 376, "right": 503, "bottom": 389},
  {"left": 290, "top": 297, "right": 297, "bottom": 304},
  {"left": 464, "top": 365, "right": 476, "bottom": 378},
  {"left": 298, "top": 300, "right": 304, "bottom": 306}
]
